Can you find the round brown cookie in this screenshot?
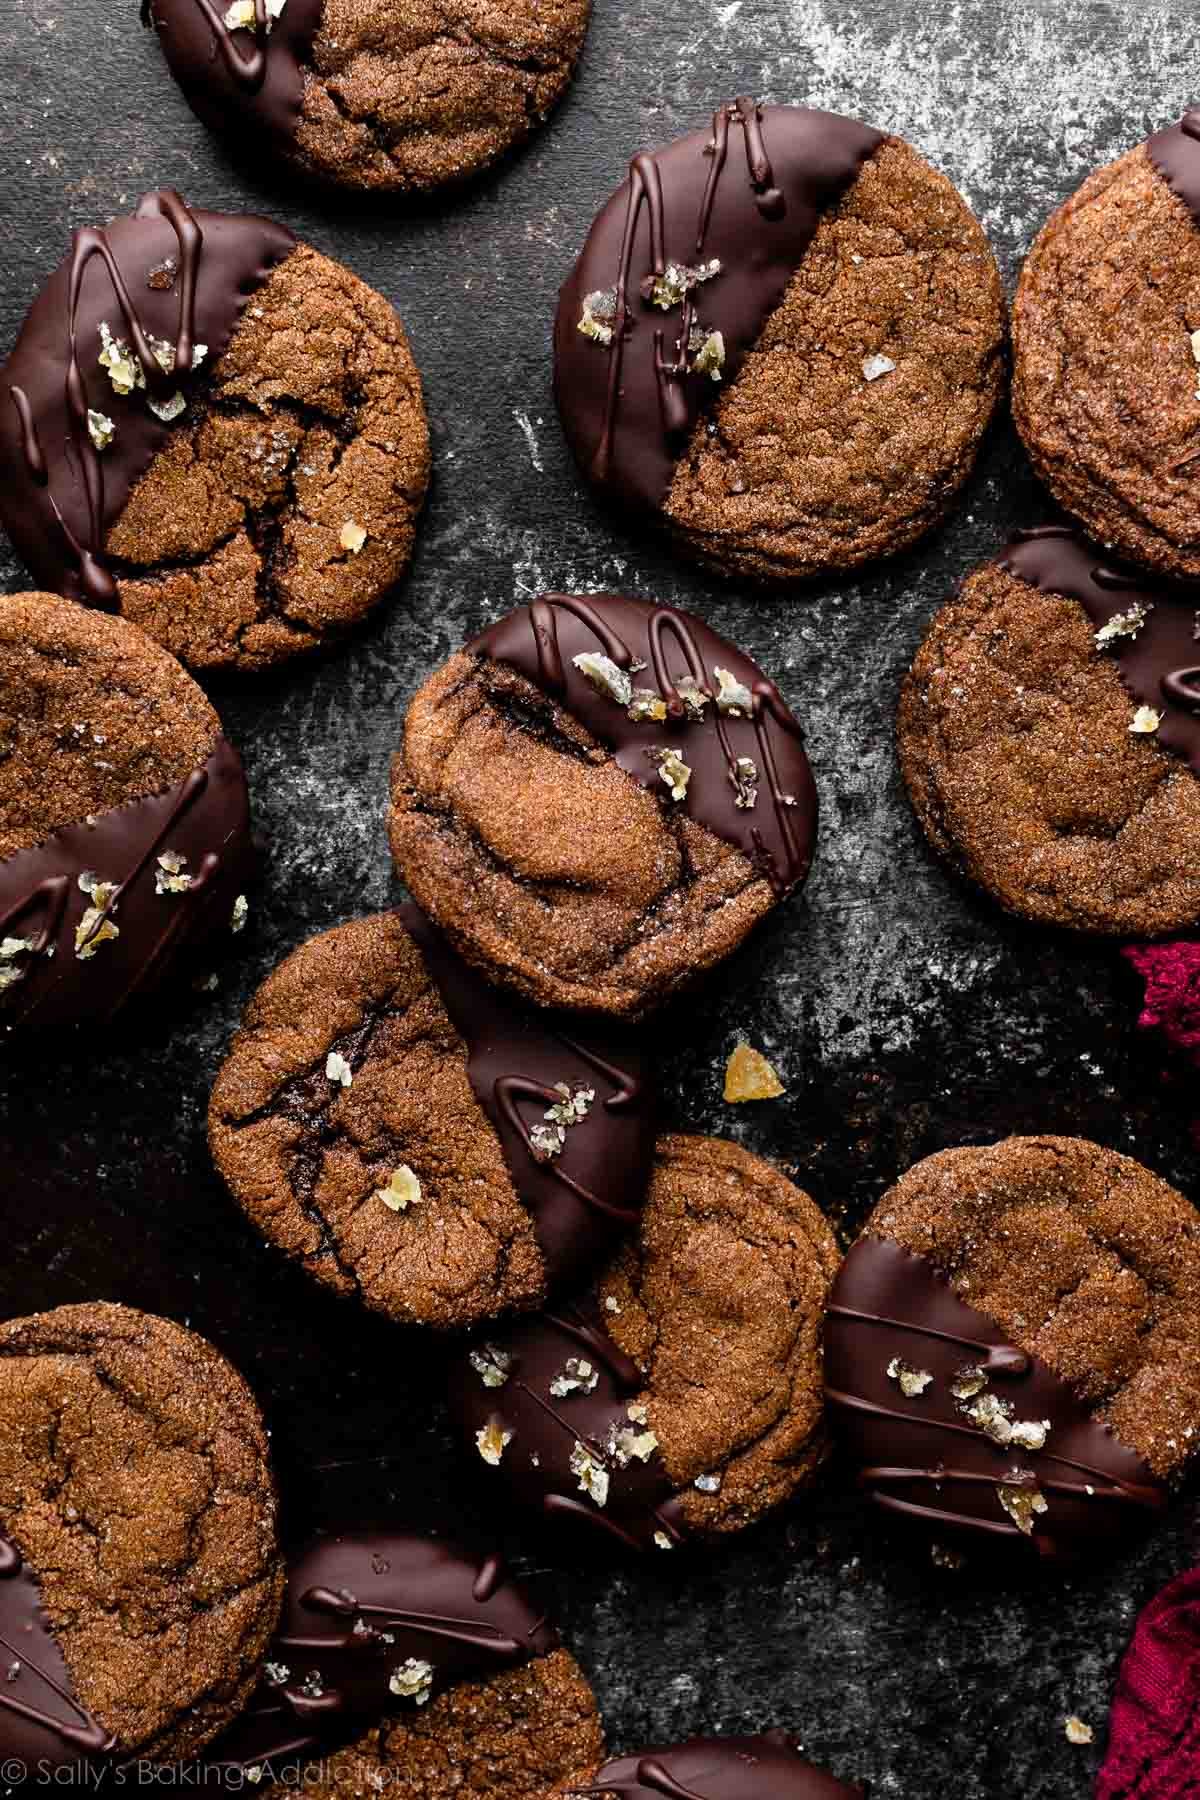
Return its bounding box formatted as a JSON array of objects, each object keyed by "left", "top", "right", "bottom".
[
  {"left": 0, "top": 591, "right": 253, "bottom": 1034},
  {"left": 0, "top": 190, "right": 429, "bottom": 672},
  {"left": 389, "top": 592, "right": 818, "bottom": 1019},
  {"left": 898, "top": 527, "right": 1200, "bottom": 935},
  {"left": 550, "top": 1733, "right": 863, "bottom": 1799},
  {"left": 208, "top": 907, "right": 655, "bottom": 1329},
  {"left": 203, "top": 1530, "right": 575, "bottom": 1778},
  {"left": 824, "top": 1136, "right": 1200, "bottom": 1563},
  {"left": 285, "top": 1648, "right": 602, "bottom": 1799},
  {"left": 0, "top": 1301, "right": 284, "bottom": 1768},
  {"left": 447, "top": 1133, "right": 841, "bottom": 1551},
  {"left": 553, "top": 99, "right": 1005, "bottom": 583},
  {"left": 1013, "top": 111, "right": 1200, "bottom": 582},
  {"left": 143, "top": 0, "right": 590, "bottom": 196}
]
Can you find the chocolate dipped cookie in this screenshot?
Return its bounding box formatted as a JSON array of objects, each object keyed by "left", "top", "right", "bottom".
[
  {"left": 389, "top": 593, "right": 818, "bottom": 1019},
  {"left": 898, "top": 526, "right": 1200, "bottom": 935},
  {"left": 448, "top": 1134, "right": 841, "bottom": 1551},
  {"left": 551, "top": 1734, "right": 862, "bottom": 1799},
  {"left": 205, "top": 1530, "right": 603, "bottom": 1796},
  {"left": 0, "top": 591, "right": 252, "bottom": 1034},
  {"left": 0, "top": 1302, "right": 284, "bottom": 1769},
  {"left": 824, "top": 1136, "right": 1200, "bottom": 1564},
  {"left": 208, "top": 907, "right": 654, "bottom": 1328},
  {"left": 143, "top": 0, "right": 590, "bottom": 195},
  {"left": 0, "top": 190, "right": 429, "bottom": 672},
  {"left": 554, "top": 99, "right": 1005, "bottom": 582},
  {"left": 1014, "top": 111, "right": 1200, "bottom": 581}
]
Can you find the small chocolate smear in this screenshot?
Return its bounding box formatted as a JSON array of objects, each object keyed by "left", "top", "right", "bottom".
[{"left": 1148, "top": 108, "right": 1200, "bottom": 228}]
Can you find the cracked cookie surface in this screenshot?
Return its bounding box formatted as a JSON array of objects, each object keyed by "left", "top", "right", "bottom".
[
  {"left": 107, "top": 242, "right": 429, "bottom": 672},
  {"left": 148, "top": 0, "right": 590, "bottom": 195},
  {"left": 388, "top": 595, "right": 817, "bottom": 1020},
  {"left": 858, "top": 1136, "right": 1200, "bottom": 1481},
  {"left": 898, "top": 556, "right": 1200, "bottom": 934},
  {"left": 449, "top": 1134, "right": 841, "bottom": 1546},
  {"left": 602, "top": 1134, "right": 841, "bottom": 1533},
  {"left": 0, "top": 1301, "right": 284, "bottom": 1761},
  {"left": 209, "top": 910, "right": 654, "bottom": 1328},
  {"left": 0, "top": 592, "right": 220, "bottom": 861},
  {"left": 1013, "top": 141, "right": 1200, "bottom": 582},
  {"left": 297, "top": 1646, "right": 604, "bottom": 1799},
  {"left": 664, "top": 139, "right": 1005, "bottom": 582},
  {"left": 554, "top": 107, "right": 1004, "bottom": 584}
]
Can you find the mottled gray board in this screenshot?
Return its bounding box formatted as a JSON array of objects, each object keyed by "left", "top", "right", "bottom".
[{"left": 2, "top": 1, "right": 1199, "bottom": 1795}]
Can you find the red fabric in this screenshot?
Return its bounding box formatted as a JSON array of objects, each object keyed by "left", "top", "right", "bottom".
[
  {"left": 1096, "top": 1569, "right": 1200, "bottom": 1796},
  {"left": 1123, "top": 943, "right": 1200, "bottom": 1146}
]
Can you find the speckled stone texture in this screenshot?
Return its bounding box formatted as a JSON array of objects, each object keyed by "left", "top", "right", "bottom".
[{"left": 4, "top": 3, "right": 1200, "bottom": 1797}]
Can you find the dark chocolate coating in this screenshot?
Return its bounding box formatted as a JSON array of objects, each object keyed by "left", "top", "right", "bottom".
[
  {"left": 1001, "top": 525, "right": 1200, "bottom": 776},
  {"left": 553, "top": 101, "right": 884, "bottom": 513},
  {"left": 0, "top": 737, "right": 253, "bottom": 1034},
  {"left": 0, "top": 191, "right": 294, "bottom": 607},
  {"left": 569, "top": 1732, "right": 862, "bottom": 1798},
  {"left": 824, "top": 1237, "right": 1166, "bottom": 1561},
  {"left": 447, "top": 1303, "right": 686, "bottom": 1554},
  {"left": 206, "top": 1532, "right": 557, "bottom": 1775},
  {"left": 1147, "top": 107, "right": 1200, "bottom": 225},
  {"left": 403, "top": 904, "right": 654, "bottom": 1293},
  {"left": 143, "top": 0, "right": 322, "bottom": 157},
  {"left": 0, "top": 1534, "right": 114, "bottom": 1770},
  {"left": 475, "top": 593, "right": 817, "bottom": 898}
]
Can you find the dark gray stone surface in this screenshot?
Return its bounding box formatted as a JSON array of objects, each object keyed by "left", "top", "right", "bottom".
[{"left": 3, "top": 0, "right": 1200, "bottom": 1793}]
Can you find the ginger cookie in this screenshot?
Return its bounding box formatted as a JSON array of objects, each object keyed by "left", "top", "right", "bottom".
[
  {"left": 0, "top": 1302, "right": 284, "bottom": 1769},
  {"left": 1014, "top": 111, "right": 1200, "bottom": 582},
  {"left": 208, "top": 907, "right": 654, "bottom": 1329},
  {"left": 447, "top": 1134, "right": 841, "bottom": 1552},
  {"left": 204, "top": 1530, "right": 602, "bottom": 1792},
  {"left": 898, "top": 526, "right": 1200, "bottom": 936},
  {"left": 0, "top": 190, "right": 429, "bottom": 672},
  {"left": 142, "top": 0, "right": 590, "bottom": 196},
  {"left": 0, "top": 591, "right": 252, "bottom": 1034},
  {"left": 389, "top": 593, "right": 818, "bottom": 1019},
  {"left": 554, "top": 99, "right": 1005, "bottom": 583},
  {"left": 824, "top": 1136, "right": 1200, "bottom": 1564},
  {"left": 551, "top": 1734, "right": 863, "bottom": 1799}
]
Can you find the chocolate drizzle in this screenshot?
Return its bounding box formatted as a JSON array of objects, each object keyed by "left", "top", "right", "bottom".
[
  {"left": 569, "top": 1732, "right": 862, "bottom": 1798},
  {"left": 0, "top": 192, "right": 294, "bottom": 606},
  {"left": 0, "top": 736, "right": 252, "bottom": 1033},
  {"left": 0, "top": 1533, "right": 115, "bottom": 1768},
  {"left": 206, "top": 1532, "right": 556, "bottom": 1776},
  {"left": 143, "top": 0, "right": 323, "bottom": 156},
  {"left": 824, "top": 1238, "right": 1166, "bottom": 1561},
  {"left": 1147, "top": 108, "right": 1200, "bottom": 227},
  {"left": 446, "top": 1303, "right": 687, "bottom": 1554},
  {"left": 474, "top": 594, "right": 817, "bottom": 897},
  {"left": 1001, "top": 525, "right": 1200, "bottom": 778},
  {"left": 554, "top": 102, "right": 885, "bottom": 512},
  {"left": 401, "top": 904, "right": 654, "bottom": 1292}
]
